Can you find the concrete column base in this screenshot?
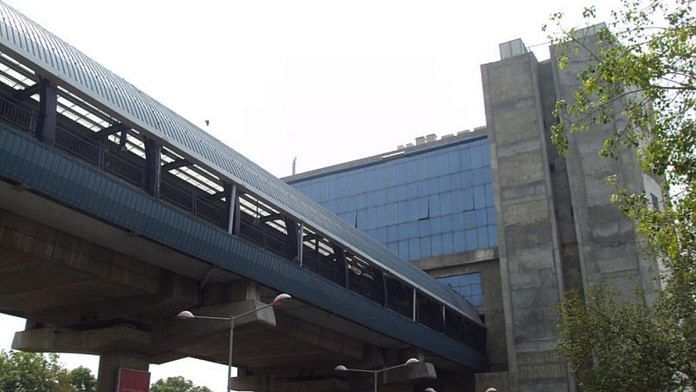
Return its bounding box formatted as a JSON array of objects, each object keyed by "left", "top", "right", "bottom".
[{"left": 97, "top": 354, "right": 149, "bottom": 392}]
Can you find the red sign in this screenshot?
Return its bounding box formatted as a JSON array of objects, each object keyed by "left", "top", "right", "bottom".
[{"left": 117, "top": 368, "right": 150, "bottom": 392}]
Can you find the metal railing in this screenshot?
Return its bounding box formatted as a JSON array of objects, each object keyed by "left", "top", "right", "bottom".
[{"left": 0, "top": 95, "right": 34, "bottom": 132}]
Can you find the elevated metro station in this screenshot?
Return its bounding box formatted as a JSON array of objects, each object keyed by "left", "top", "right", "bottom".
[{"left": 0, "top": 2, "right": 486, "bottom": 391}]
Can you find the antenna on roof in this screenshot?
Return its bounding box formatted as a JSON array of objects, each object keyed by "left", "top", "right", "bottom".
[{"left": 292, "top": 157, "right": 297, "bottom": 175}]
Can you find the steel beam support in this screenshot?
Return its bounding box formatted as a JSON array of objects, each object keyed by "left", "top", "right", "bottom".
[
  {"left": 297, "top": 223, "right": 304, "bottom": 266},
  {"left": 284, "top": 217, "right": 299, "bottom": 260},
  {"left": 144, "top": 139, "right": 161, "bottom": 197},
  {"left": 93, "top": 123, "right": 128, "bottom": 140},
  {"left": 13, "top": 83, "right": 40, "bottom": 101},
  {"left": 34, "top": 80, "right": 57, "bottom": 144},
  {"left": 225, "top": 183, "right": 240, "bottom": 235},
  {"left": 162, "top": 159, "right": 190, "bottom": 172}
]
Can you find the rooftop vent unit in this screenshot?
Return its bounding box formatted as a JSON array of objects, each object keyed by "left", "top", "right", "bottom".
[
  {"left": 415, "top": 136, "right": 426, "bottom": 145},
  {"left": 425, "top": 134, "right": 437, "bottom": 143},
  {"left": 499, "top": 38, "right": 527, "bottom": 60}
]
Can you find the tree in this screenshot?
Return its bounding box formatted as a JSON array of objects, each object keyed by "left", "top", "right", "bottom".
[
  {"left": 69, "top": 366, "right": 96, "bottom": 392},
  {"left": 544, "top": 0, "right": 695, "bottom": 391},
  {"left": 0, "top": 350, "right": 72, "bottom": 392},
  {"left": 150, "top": 376, "right": 213, "bottom": 392}
]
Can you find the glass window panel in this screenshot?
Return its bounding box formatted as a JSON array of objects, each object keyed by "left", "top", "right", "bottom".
[
  {"left": 406, "top": 183, "right": 418, "bottom": 199},
  {"left": 476, "top": 209, "right": 487, "bottom": 227},
  {"left": 441, "top": 214, "right": 454, "bottom": 233},
  {"left": 367, "top": 207, "right": 378, "bottom": 229},
  {"left": 408, "top": 221, "right": 419, "bottom": 239},
  {"left": 481, "top": 144, "right": 490, "bottom": 164},
  {"left": 465, "top": 229, "right": 477, "bottom": 251},
  {"left": 483, "top": 167, "right": 493, "bottom": 184},
  {"left": 417, "top": 180, "right": 429, "bottom": 197},
  {"left": 474, "top": 186, "right": 486, "bottom": 209},
  {"left": 431, "top": 234, "right": 443, "bottom": 256},
  {"left": 398, "top": 223, "right": 409, "bottom": 240},
  {"left": 396, "top": 163, "right": 409, "bottom": 185},
  {"left": 438, "top": 176, "right": 450, "bottom": 192},
  {"left": 459, "top": 148, "right": 471, "bottom": 170},
  {"left": 471, "top": 145, "right": 484, "bottom": 168},
  {"left": 417, "top": 159, "right": 428, "bottom": 180},
  {"left": 452, "top": 212, "right": 464, "bottom": 230},
  {"left": 418, "top": 219, "right": 430, "bottom": 237},
  {"left": 429, "top": 195, "right": 441, "bottom": 217},
  {"left": 385, "top": 204, "right": 396, "bottom": 226},
  {"left": 448, "top": 151, "right": 460, "bottom": 173},
  {"left": 486, "top": 207, "right": 496, "bottom": 226},
  {"left": 388, "top": 242, "right": 399, "bottom": 254},
  {"left": 417, "top": 198, "right": 429, "bottom": 219},
  {"left": 449, "top": 173, "right": 462, "bottom": 189},
  {"left": 464, "top": 211, "right": 476, "bottom": 230},
  {"left": 472, "top": 168, "right": 483, "bottom": 185},
  {"left": 439, "top": 192, "right": 452, "bottom": 215},
  {"left": 409, "top": 238, "right": 420, "bottom": 260},
  {"left": 387, "top": 225, "right": 398, "bottom": 242},
  {"left": 463, "top": 189, "right": 474, "bottom": 211},
  {"left": 396, "top": 201, "right": 408, "bottom": 223},
  {"left": 408, "top": 199, "right": 419, "bottom": 221},
  {"left": 453, "top": 230, "right": 466, "bottom": 253},
  {"left": 398, "top": 240, "right": 409, "bottom": 259},
  {"left": 485, "top": 183, "right": 494, "bottom": 207},
  {"left": 461, "top": 171, "right": 473, "bottom": 188},
  {"left": 488, "top": 225, "right": 498, "bottom": 247},
  {"left": 477, "top": 226, "right": 489, "bottom": 248},
  {"left": 430, "top": 217, "right": 442, "bottom": 234},
  {"left": 451, "top": 190, "right": 464, "bottom": 213},
  {"left": 442, "top": 232, "right": 454, "bottom": 254},
  {"left": 386, "top": 187, "right": 397, "bottom": 203},
  {"left": 419, "top": 237, "right": 431, "bottom": 258},
  {"left": 356, "top": 193, "right": 367, "bottom": 209},
  {"left": 427, "top": 177, "right": 440, "bottom": 193},
  {"left": 356, "top": 209, "right": 368, "bottom": 229},
  {"left": 374, "top": 227, "right": 387, "bottom": 243},
  {"left": 405, "top": 160, "right": 418, "bottom": 182}
]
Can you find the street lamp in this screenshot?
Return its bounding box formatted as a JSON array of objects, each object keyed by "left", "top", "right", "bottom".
[
  {"left": 177, "top": 293, "right": 292, "bottom": 392},
  {"left": 334, "top": 357, "right": 420, "bottom": 392}
]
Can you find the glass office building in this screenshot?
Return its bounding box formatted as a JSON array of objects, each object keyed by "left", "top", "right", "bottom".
[{"left": 287, "top": 134, "right": 496, "bottom": 306}]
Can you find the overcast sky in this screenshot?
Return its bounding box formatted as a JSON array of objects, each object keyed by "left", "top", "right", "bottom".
[{"left": 0, "top": 1, "right": 620, "bottom": 390}]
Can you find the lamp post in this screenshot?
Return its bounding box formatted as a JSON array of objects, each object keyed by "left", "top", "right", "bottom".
[
  {"left": 177, "top": 293, "right": 292, "bottom": 392},
  {"left": 335, "top": 357, "right": 420, "bottom": 392}
]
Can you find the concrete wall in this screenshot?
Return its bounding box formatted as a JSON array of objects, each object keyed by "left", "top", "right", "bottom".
[
  {"left": 481, "top": 51, "right": 569, "bottom": 391},
  {"left": 549, "top": 30, "right": 661, "bottom": 304}
]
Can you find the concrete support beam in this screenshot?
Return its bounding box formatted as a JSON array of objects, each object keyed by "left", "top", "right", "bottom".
[
  {"left": 276, "top": 314, "right": 364, "bottom": 360},
  {"left": 382, "top": 362, "right": 437, "bottom": 384},
  {"left": 153, "top": 299, "right": 277, "bottom": 348},
  {"left": 12, "top": 324, "right": 151, "bottom": 354},
  {"left": 231, "top": 375, "right": 350, "bottom": 392},
  {"left": 97, "top": 354, "right": 149, "bottom": 392}
]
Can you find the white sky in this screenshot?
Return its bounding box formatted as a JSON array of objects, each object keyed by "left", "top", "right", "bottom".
[{"left": 0, "top": 1, "right": 620, "bottom": 390}]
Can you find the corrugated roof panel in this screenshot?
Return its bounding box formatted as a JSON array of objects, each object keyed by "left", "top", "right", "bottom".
[{"left": 0, "top": 1, "right": 480, "bottom": 322}]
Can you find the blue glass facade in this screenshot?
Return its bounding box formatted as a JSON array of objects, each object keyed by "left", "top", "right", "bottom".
[
  {"left": 289, "top": 136, "right": 497, "bottom": 261},
  {"left": 437, "top": 273, "right": 483, "bottom": 307}
]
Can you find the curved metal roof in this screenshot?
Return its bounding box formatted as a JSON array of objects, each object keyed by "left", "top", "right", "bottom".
[{"left": 0, "top": 2, "right": 481, "bottom": 325}]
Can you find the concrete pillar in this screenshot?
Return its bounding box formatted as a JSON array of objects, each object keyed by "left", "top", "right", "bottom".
[
  {"left": 482, "top": 49, "right": 568, "bottom": 391},
  {"left": 97, "top": 354, "right": 149, "bottom": 392}
]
